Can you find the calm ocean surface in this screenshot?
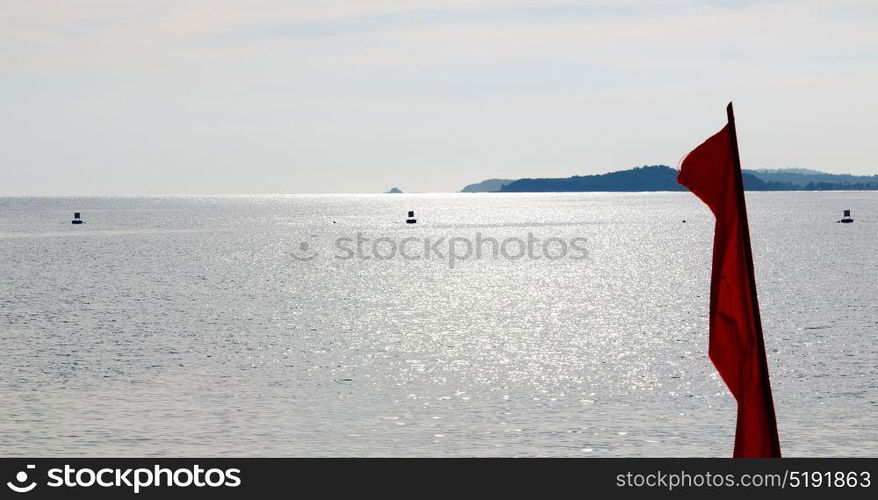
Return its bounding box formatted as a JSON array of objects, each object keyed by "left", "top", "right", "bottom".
[{"left": 0, "top": 192, "right": 875, "bottom": 457}]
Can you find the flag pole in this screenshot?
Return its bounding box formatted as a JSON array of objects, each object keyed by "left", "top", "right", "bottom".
[{"left": 725, "top": 102, "right": 782, "bottom": 456}]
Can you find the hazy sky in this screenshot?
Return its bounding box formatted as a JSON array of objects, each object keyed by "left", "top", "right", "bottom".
[{"left": 2, "top": 0, "right": 877, "bottom": 194}]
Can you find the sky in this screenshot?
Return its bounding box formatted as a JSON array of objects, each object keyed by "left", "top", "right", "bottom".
[{"left": 2, "top": 0, "right": 877, "bottom": 195}]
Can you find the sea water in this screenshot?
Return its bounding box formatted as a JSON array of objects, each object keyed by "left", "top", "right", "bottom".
[{"left": 0, "top": 192, "right": 875, "bottom": 456}]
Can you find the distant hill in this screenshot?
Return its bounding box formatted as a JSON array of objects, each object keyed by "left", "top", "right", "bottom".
[
  {"left": 499, "top": 165, "right": 769, "bottom": 192},
  {"left": 461, "top": 166, "right": 878, "bottom": 193},
  {"left": 743, "top": 169, "right": 878, "bottom": 189},
  {"left": 749, "top": 168, "right": 825, "bottom": 176},
  {"left": 500, "top": 165, "right": 680, "bottom": 192},
  {"left": 385, "top": 187, "right": 403, "bottom": 193},
  {"left": 460, "top": 178, "right": 514, "bottom": 193}
]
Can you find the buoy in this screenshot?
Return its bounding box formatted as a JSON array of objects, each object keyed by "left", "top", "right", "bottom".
[
  {"left": 406, "top": 211, "right": 417, "bottom": 224},
  {"left": 839, "top": 210, "right": 853, "bottom": 223},
  {"left": 72, "top": 212, "right": 83, "bottom": 225}
]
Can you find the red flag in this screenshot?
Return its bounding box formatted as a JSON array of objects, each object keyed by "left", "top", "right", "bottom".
[{"left": 678, "top": 103, "right": 781, "bottom": 458}]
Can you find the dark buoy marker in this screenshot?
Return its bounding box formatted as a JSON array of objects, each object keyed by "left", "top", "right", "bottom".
[
  {"left": 406, "top": 211, "right": 417, "bottom": 224},
  {"left": 71, "top": 212, "right": 84, "bottom": 225},
  {"left": 838, "top": 210, "right": 853, "bottom": 223}
]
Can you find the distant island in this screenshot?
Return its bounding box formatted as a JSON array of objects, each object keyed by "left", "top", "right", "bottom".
[
  {"left": 386, "top": 187, "right": 403, "bottom": 193},
  {"left": 460, "top": 166, "right": 878, "bottom": 192}
]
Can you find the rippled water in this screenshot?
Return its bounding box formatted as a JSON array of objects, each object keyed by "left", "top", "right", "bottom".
[{"left": 0, "top": 192, "right": 875, "bottom": 456}]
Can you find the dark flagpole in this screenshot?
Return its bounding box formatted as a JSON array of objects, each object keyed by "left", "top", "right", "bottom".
[{"left": 726, "top": 102, "right": 782, "bottom": 457}]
